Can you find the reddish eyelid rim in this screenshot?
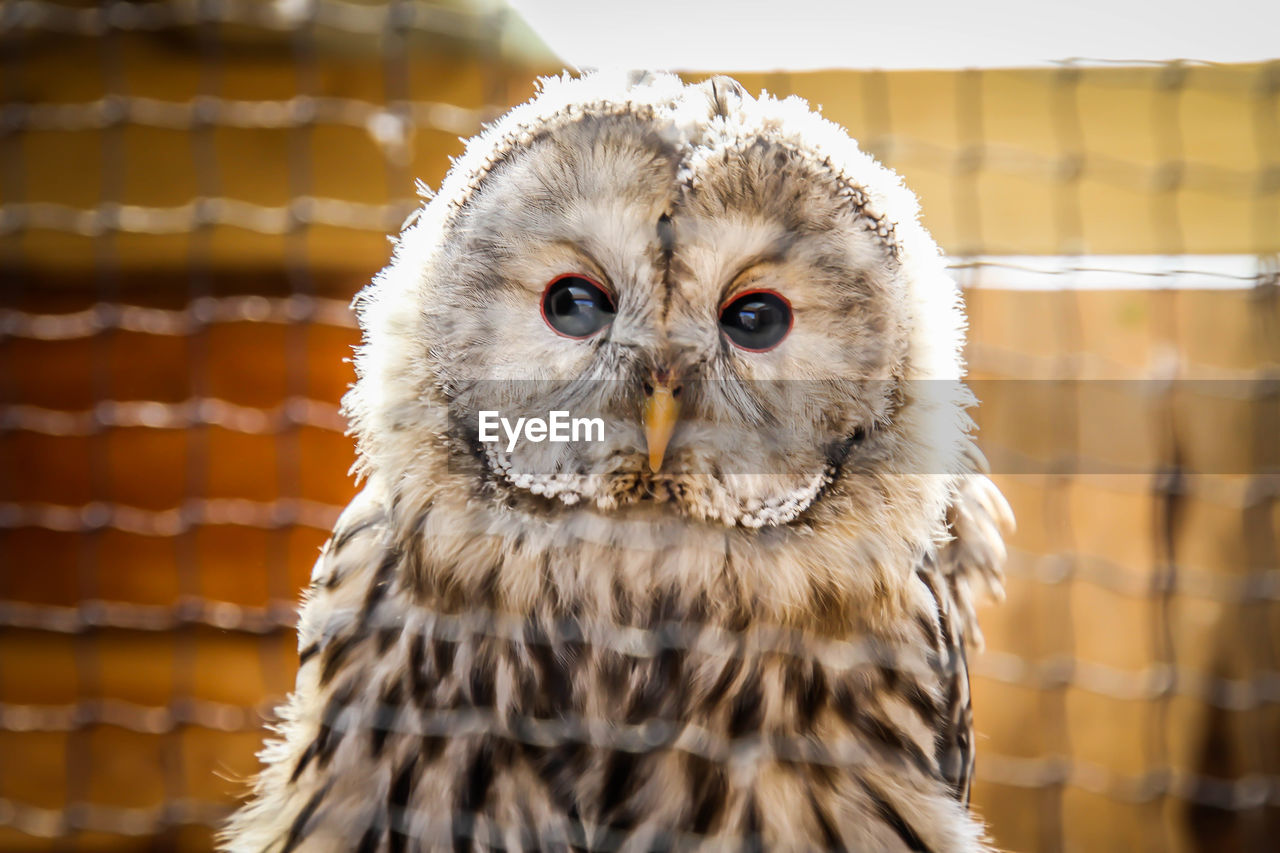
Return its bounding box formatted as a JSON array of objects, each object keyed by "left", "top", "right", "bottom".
[
  {"left": 539, "top": 273, "right": 616, "bottom": 340},
  {"left": 718, "top": 288, "right": 793, "bottom": 353}
]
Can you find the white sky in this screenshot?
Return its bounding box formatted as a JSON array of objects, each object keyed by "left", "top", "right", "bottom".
[{"left": 506, "top": 0, "right": 1278, "bottom": 71}]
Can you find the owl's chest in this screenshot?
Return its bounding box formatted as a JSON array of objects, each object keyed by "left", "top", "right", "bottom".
[
  {"left": 288, "top": 505, "right": 959, "bottom": 849},
  {"left": 300, "top": 602, "right": 946, "bottom": 847}
]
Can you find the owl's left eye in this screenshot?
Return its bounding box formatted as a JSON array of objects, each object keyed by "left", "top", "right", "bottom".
[
  {"left": 541, "top": 274, "right": 616, "bottom": 339},
  {"left": 719, "top": 289, "right": 792, "bottom": 351}
]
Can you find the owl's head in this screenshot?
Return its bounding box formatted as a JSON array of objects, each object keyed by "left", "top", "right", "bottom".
[{"left": 347, "top": 71, "right": 972, "bottom": 553}]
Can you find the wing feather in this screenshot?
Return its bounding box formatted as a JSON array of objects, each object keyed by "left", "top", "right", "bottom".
[{"left": 922, "top": 455, "right": 1014, "bottom": 804}]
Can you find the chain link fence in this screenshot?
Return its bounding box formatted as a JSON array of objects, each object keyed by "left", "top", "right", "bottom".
[{"left": 1, "top": 1, "right": 1277, "bottom": 850}]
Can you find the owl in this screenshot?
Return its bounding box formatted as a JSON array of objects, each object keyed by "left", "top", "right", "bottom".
[{"left": 222, "top": 72, "right": 1013, "bottom": 852}]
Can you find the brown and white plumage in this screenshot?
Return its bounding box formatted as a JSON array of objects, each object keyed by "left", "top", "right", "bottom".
[{"left": 223, "top": 71, "right": 1013, "bottom": 852}]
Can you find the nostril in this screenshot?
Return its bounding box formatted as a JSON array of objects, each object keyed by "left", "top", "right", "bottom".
[
  {"left": 642, "top": 381, "right": 654, "bottom": 396},
  {"left": 672, "top": 385, "right": 683, "bottom": 398}
]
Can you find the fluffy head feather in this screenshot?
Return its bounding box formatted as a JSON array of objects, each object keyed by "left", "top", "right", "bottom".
[{"left": 342, "top": 71, "right": 979, "bottom": 628}]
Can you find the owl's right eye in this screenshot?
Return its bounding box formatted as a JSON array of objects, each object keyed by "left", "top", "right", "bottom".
[{"left": 541, "top": 274, "right": 616, "bottom": 339}]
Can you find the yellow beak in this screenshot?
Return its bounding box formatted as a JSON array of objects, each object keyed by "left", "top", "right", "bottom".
[{"left": 642, "top": 381, "right": 681, "bottom": 473}]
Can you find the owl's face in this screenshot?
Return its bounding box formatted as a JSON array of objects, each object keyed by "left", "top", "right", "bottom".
[{"left": 350, "top": 73, "right": 971, "bottom": 536}]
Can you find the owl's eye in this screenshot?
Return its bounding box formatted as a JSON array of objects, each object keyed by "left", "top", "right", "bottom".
[
  {"left": 718, "top": 290, "right": 792, "bottom": 351},
  {"left": 540, "top": 274, "right": 616, "bottom": 339}
]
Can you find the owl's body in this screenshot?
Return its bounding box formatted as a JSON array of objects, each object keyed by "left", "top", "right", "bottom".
[{"left": 224, "top": 73, "right": 1012, "bottom": 852}]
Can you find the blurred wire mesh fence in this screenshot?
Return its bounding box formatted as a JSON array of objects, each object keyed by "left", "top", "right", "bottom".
[{"left": 0, "top": 1, "right": 1277, "bottom": 850}]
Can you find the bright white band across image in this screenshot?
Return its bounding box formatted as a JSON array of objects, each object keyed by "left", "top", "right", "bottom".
[{"left": 948, "top": 254, "right": 1272, "bottom": 290}]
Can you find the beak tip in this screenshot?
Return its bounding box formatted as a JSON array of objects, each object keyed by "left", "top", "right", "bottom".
[{"left": 641, "top": 383, "right": 679, "bottom": 476}]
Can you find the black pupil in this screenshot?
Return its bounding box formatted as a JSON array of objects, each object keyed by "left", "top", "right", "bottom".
[
  {"left": 719, "top": 292, "right": 791, "bottom": 350},
  {"left": 543, "top": 276, "right": 615, "bottom": 338}
]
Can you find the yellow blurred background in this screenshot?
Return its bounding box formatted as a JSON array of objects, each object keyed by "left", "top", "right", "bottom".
[{"left": 1, "top": 1, "right": 1277, "bottom": 850}]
